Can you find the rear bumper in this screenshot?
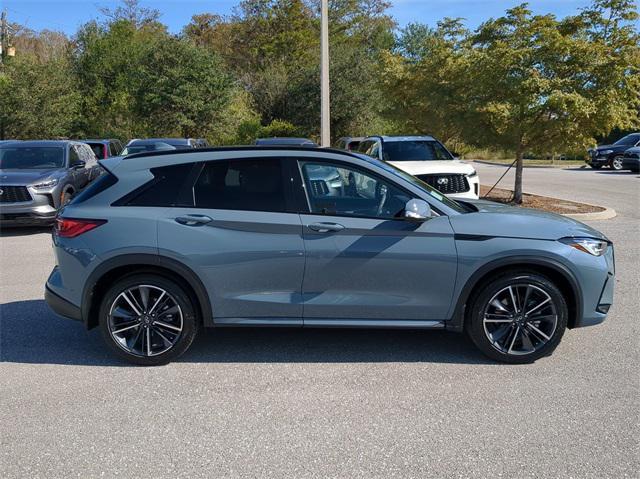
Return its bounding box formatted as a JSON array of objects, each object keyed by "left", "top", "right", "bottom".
[{"left": 45, "top": 284, "right": 82, "bottom": 321}]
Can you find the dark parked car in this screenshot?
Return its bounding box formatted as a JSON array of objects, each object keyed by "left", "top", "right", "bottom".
[
  {"left": 81, "top": 139, "right": 124, "bottom": 159},
  {"left": 587, "top": 133, "right": 640, "bottom": 170},
  {"left": 45, "top": 146, "right": 614, "bottom": 365},
  {"left": 0, "top": 140, "right": 100, "bottom": 225},
  {"left": 122, "top": 138, "right": 207, "bottom": 155},
  {"left": 335, "top": 137, "right": 364, "bottom": 151},
  {"left": 256, "top": 137, "right": 318, "bottom": 147},
  {"left": 622, "top": 147, "right": 640, "bottom": 172}
]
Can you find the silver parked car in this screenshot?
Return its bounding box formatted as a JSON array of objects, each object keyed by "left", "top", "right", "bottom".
[
  {"left": 0, "top": 140, "right": 100, "bottom": 226},
  {"left": 45, "top": 147, "right": 615, "bottom": 365}
]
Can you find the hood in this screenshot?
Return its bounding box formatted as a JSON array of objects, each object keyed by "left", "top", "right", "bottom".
[
  {"left": 389, "top": 159, "right": 475, "bottom": 176},
  {"left": 0, "top": 168, "right": 64, "bottom": 185},
  {"left": 595, "top": 143, "right": 627, "bottom": 153},
  {"left": 451, "top": 199, "right": 608, "bottom": 241}
]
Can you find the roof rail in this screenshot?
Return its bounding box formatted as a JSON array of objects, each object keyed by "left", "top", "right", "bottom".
[{"left": 124, "top": 145, "right": 365, "bottom": 161}]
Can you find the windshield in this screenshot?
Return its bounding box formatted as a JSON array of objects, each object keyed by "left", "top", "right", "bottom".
[
  {"left": 613, "top": 134, "right": 640, "bottom": 146},
  {"left": 382, "top": 141, "right": 452, "bottom": 162},
  {"left": 353, "top": 153, "right": 469, "bottom": 214},
  {"left": 0, "top": 147, "right": 65, "bottom": 169}
]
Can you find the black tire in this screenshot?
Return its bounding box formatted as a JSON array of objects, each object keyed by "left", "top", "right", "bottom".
[
  {"left": 590, "top": 164, "right": 602, "bottom": 170},
  {"left": 465, "top": 271, "right": 568, "bottom": 364},
  {"left": 98, "top": 274, "right": 199, "bottom": 366},
  {"left": 611, "top": 156, "right": 624, "bottom": 170},
  {"left": 61, "top": 189, "right": 73, "bottom": 206}
]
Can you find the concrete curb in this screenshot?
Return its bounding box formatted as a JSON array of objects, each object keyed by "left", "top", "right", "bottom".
[
  {"left": 563, "top": 206, "right": 617, "bottom": 221},
  {"left": 472, "top": 159, "right": 586, "bottom": 169}
]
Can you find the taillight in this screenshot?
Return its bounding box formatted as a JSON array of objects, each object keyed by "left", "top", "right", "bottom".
[{"left": 55, "top": 218, "right": 106, "bottom": 238}]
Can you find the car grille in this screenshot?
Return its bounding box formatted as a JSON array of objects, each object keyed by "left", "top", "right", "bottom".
[
  {"left": 0, "top": 186, "right": 32, "bottom": 203},
  {"left": 416, "top": 174, "right": 470, "bottom": 194}
]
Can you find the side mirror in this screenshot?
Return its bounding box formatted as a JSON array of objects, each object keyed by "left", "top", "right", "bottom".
[{"left": 404, "top": 199, "right": 431, "bottom": 221}]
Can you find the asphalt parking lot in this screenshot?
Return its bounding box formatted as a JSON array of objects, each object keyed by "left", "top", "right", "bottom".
[{"left": 1, "top": 165, "right": 638, "bottom": 478}]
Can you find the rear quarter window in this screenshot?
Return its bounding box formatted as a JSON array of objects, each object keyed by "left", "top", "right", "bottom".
[{"left": 115, "top": 163, "right": 196, "bottom": 207}]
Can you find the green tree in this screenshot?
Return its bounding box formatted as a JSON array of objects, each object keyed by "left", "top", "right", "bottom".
[
  {"left": 465, "top": 1, "right": 639, "bottom": 203},
  {"left": 0, "top": 34, "right": 80, "bottom": 140}
]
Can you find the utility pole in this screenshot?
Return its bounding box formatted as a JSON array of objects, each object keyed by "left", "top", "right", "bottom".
[
  {"left": 320, "top": 0, "right": 330, "bottom": 147},
  {"left": 0, "top": 9, "right": 7, "bottom": 65}
]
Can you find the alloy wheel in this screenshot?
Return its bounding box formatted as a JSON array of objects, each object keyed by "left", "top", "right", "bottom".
[
  {"left": 482, "top": 283, "right": 558, "bottom": 356},
  {"left": 612, "top": 157, "right": 623, "bottom": 170},
  {"left": 108, "top": 284, "right": 183, "bottom": 357}
]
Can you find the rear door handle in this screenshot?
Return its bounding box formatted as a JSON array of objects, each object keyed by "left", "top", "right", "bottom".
[
  {"left": 175, "top": 214, "right": 213, "bottom": 226},
  {"left": 308, "top": 222, "right": 345, "bottom": 233}
]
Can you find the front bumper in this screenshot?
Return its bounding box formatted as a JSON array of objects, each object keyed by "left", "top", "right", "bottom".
[
  {"left": 587, "top": 156, "right": 610, "bottom": 167},
  {"left": 0, "top": 187, "right": 58, "bottom": 226},
  {"left": 572, "top": 243, "right": 615, "bottom": 328}
]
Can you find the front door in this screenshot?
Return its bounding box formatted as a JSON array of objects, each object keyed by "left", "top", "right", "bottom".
[{"left": 297, "top": 159, "right": 457, "bottom": 324}]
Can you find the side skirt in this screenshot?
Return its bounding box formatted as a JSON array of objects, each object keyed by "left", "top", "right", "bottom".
[{"left": 212, "top": 318, "right": 446, "bottom": 329}]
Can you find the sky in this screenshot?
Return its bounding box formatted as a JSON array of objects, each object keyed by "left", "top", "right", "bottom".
[{"left": 2, "top": 0, "right": 638, "bottom": 35}]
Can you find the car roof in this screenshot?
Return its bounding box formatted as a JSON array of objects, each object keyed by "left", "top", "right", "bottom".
[
  {"left": 81, "top": 139, "right": 120, "bottom": 143},
  {"left": 0, "top": 140, "right": 73, "bottom": 148},
  {"left": 128, "top": 138, "right": 191, "bottom": 146},
  {"left": 125, "top": 145, "right": 358, "bottom": 160},
  {"left": 365, "top": 135, "right": 436, "bottom": 143},
  {"left": 256, "top": 137, "right": 317, "bottom": 146}
]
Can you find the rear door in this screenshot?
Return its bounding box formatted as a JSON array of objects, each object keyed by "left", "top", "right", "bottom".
[
  {"left": 296, "top": 158, "right": 457, "bottom": 324},
  {"left": 157, "top": 157, "right": 305, "bottom": 324}
]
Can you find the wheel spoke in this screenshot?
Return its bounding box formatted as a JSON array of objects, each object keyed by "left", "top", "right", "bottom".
[
  {"left": 484, "top": 319, "right": 513, "bottom": 323},
  {"left": 154, "top": 320, "right": 182, "bottom": 332},
  {"left": 507, "top": 326, "right": 520, "bottom": 353},
  {"left": 521, "top": 286, "right": 532, "bottom": 312},
  {"left": 154, "top": 328, "right": 173, "bottom": 348},
  {"left": 112, "top": 306, "right": 136, "bottom": 319},
  {"left": 525, "top": 297, "right": 550, "bottom": 316},
  {"left": 147, "top": 291, "right": 166, "bottom": 315},
  {"left": 139, "top": 286, "right": 150, "bottom": 310},
  {"left": 122, "top": 291, "right": 142, "bottom": 316},
  {"left": 490, "top": 299, "right": 510, "bottom": 313},
  {"left": 508, "top": 286, "right": 519, "bottom": 313},
  {"left": 146, "top": 328, "right": 152, "bottom": 356},
  {"left": 527, "top": 323, "right": 551, "bottom": 341},
  {"left": 527, "top": 314, "right": 556, "bottom": 323},
  {"left": 112, "top": 322, "right": 140, "bottom": 335}
]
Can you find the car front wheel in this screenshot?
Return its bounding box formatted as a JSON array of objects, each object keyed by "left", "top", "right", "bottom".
[
  {"left": 466, "top": 271, "right": 568, "bottom": 364},
  {"left": 611, "top": 156, "right": 624, "bottom": 170},
  {"left": 98, "top": 274, "right": 199, "bottom": 365}
]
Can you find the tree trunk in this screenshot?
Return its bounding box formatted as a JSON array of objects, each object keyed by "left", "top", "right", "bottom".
[{"left": 513, "top": 144, "right": 524, "bottom": 204}]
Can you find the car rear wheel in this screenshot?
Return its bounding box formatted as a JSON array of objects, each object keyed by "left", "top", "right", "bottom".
[
  {"left": 98, "top": 274, "right": 199, "bottom": 365},
  {"left": 611, "top": 156, "right": 624, "bottom": 170},
  {"left": 466, "top": 271, "right": 568, "bottom": 364}
]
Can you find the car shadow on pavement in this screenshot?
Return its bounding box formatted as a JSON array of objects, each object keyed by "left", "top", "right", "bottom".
[{"left": 1, "top": 300, "right": 493, "bottom": 366}]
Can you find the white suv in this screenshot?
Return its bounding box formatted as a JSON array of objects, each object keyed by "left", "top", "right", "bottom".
[{"left": 357, "top": 136, "right": 479, "bottom": 200}]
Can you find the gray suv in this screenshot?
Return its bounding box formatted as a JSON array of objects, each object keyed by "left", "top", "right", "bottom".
[
  {"left": 0, "top": 140, "right": 100, "bottom": 225},
  {"left": 45, "top": 147, "right": 615, "bottom": 365}
]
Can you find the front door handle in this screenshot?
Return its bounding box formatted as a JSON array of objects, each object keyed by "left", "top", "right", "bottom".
[
  {"left": 308, "top": 222, "right": 345, "bottom": 233},
  {"left": 175, "top": 214, "right": 213, "bottom": 226}
]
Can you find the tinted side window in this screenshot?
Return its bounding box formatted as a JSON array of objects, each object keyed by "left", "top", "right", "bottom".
[
  {"left": 109, "top": 142, "right": 119, "bottom": 156},
  {"left": 193, "top": 159, "right": 286, "bottom": 212},
  {"left": 68, "top": 146, "right": 81, "bottom": 166},
  {"left": 119, "top": 163, "right": 195, "bottom": 207},
  {"left": 300, "top": 161, "right": 411, "bottom": 219}
]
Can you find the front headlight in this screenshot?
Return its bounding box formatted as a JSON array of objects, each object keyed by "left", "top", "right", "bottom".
[
  {"left": 467, "top": 170, "right": 478, "bottom": 178},
  {"left": 560, "top": 237, "right": 609, "bottom": 256},
  {"left": 600, "top": 150, "right": 613, "bottom": 155},
  {"left": 31, "top": 178, "right": 58, "bottom": 189}
]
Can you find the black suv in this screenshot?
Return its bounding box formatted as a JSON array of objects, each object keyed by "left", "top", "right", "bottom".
[{"left": 587, "top": 133, "right": 640, "bottom": 170}]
